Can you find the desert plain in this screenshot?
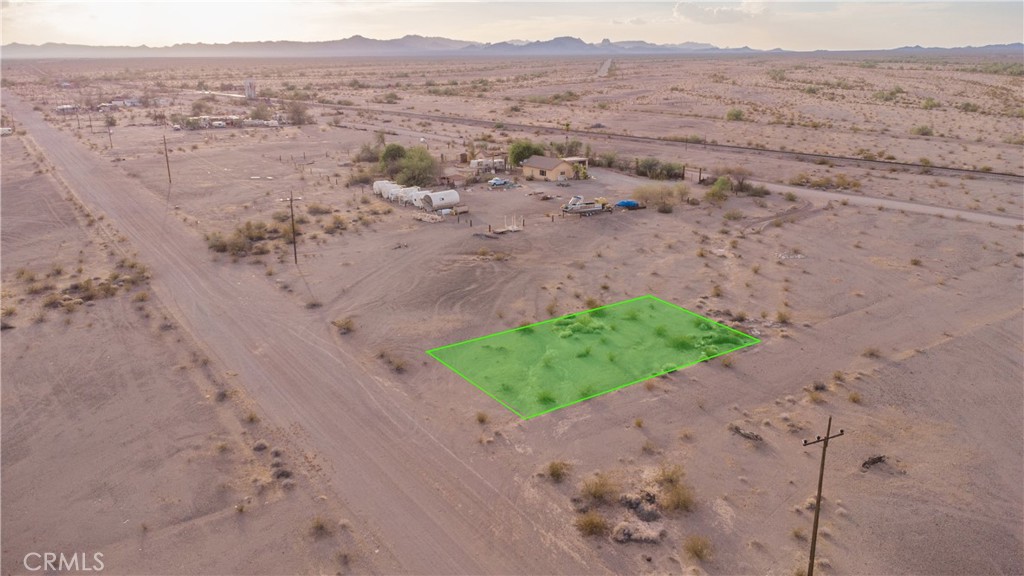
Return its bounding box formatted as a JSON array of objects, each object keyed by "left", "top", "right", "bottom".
[{"left": 1, "top": 53, "right": 1023, "bottom": 575}]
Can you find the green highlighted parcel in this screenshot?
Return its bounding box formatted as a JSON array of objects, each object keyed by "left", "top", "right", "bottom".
[{"left": 427, "top": 295, "right": 759, "bottom": 419}]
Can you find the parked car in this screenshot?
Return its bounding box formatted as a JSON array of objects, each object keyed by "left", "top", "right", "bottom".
[{"left": 488, "top": 177, "right": 509, "bottom": 187}]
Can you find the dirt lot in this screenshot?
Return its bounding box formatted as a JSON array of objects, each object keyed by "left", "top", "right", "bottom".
[{"left": 2, "top": 54, "right": 1022, "bottom": 575}]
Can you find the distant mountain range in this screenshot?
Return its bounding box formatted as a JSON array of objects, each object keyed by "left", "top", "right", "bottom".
[{"left": 2, "top": 35, "right": 1021, "bottom": 59}]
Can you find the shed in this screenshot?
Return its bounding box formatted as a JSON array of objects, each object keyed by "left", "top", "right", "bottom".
[{"left": 422, "top": 190, "right": 461, "bottom": 211}]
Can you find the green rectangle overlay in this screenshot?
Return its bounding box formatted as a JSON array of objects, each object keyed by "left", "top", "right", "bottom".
[{"left": 427, "top": 295, "right": 759, "bottom": 419}]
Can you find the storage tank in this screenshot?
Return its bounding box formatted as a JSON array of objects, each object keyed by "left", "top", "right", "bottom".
[
  {"left": 372, "top": 180, "right": 393, "bottom": 196},
  {"left": 422, "top": 190, "right": 461, "bottom": 211}
]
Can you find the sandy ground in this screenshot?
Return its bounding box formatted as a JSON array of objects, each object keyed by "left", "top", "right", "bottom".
[
  {"left": 1, "top": 129, "right": 373, "bottom": 574},
  {"left": 2, "top": 54, "right": 1022, "bottom": 575}
]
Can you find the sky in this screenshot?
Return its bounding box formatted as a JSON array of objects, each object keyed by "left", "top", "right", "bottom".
[{"left": 1, "top": 1, "right": 1022, "bottom": 52}]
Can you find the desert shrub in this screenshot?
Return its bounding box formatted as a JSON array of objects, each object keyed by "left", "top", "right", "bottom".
[
  {"left": 633, "top": 183, "right": 688, "bottom": 212},
  {"left": 723, "top": 209, "right": 743, "bottom": 221},
  {"left": 726, "top": 108, "right": 745, "bottom": 121},
  {"left": 655, "top": 463, "right": 684, "bottom": 486},
  {"left": 547, "top": 460, "right": 570, "bottom": 483},
  {"left": 310, "top": 516, "right": 332, "bottom": 538},
  {"left": 574, "top": 511, "right": 609, "bottom": 536},
  {"left": 683, "top": 535, "right": 712, "bottom": 560},
  {"left": 662, "top": 482, "right": 695, "bottom": 512},
  {"left": 332, "top": 317, "right": 355, "bottom": 334},
  {"left": 636, "top": 157, "right": 662, "bottom": 178},
  {"left": 307, "top": 203, "right": 332, "bottom": 215},
  {"left": 237, "top": 221, "right": 269, "bottom": 242},
  {"left": 581, "top": 473, "right": 618, "bottom": 504},
  {"left": 378, "top": 350, "right": 407, "bottom": 373},
  {"left": 704, "top": 177, "right": 731, "bottom": 204},
  {"left": 911, "top": 125, "right": 934, "bottom": 136},
  {"left": 323, "top": 214, "right": 348, "bottom": 234},
  {"left": 862, "top": 347, "right": 881, "bottom": 358},
  {"left": 475, "top": 411, "right": 488, "bottom": 424},
  {"left": 776, "top": 310, "right": 791, "bottom": 324}
]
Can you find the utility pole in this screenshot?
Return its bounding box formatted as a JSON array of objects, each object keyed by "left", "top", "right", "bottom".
[
  {"left": 163, "top": 135, "right": 172, "bottom": 184},
  {"left": 802, "top": 416, "right": 844, "bottom": 576},
  {"left": 277, "top": 191, "right": 303, "bottom": 265}
]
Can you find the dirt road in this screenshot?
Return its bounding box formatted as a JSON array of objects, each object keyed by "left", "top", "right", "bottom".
[{"left": 2, "top": 93, "right": 598, "bottom": 574}]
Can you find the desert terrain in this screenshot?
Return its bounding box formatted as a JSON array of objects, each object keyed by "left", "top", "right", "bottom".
[{"left": 2, "top": 53, "right": 1022, "bottom": 575}]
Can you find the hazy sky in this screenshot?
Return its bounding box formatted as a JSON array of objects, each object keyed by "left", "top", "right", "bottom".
[{"left": 2, "top": 1, "right": 1022, "bottom": 51}]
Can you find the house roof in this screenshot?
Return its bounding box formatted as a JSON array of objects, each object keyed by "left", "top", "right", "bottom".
[{"left": 521, "top": 155, "right": 566, "bottom": 171}]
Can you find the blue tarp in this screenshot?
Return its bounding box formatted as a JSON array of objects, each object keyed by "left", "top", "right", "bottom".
[{"left": 615, "top": 200, "right": 639, "bottom": 208}]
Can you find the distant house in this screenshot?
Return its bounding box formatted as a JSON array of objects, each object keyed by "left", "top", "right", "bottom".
[{"left": 521, "top": 155, "right": 574, "bottom": 181}]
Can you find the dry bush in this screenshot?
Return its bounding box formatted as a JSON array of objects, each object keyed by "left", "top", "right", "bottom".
[
  {"left": 655, "top": 463, "right": 684, "bottom": 486},
  {"left": 683, "top": 535, "right": 712, "bottom": 560},
  {"left": 310, "top": 516, "right": 333, "bottom": 538},
  {"left": 575, "top": 511, "right": 609, "bottom": 536},
  {"left": 662, "top": 482, "right": 695, "bottom": 512},
  {"left": 546, "top": 460, "right": 570, "bottom": 483},
  {"left": 332, "top": 317, "right": 355, "bottom": 334},
  {"left": 307, "top": 202, "right": 332, "bottom": 215},
  {"left": 632, "top": 183, "right": 689, "bottom": 212},
  {"left": 581, "top": 473, "right": 618, "bottom": 504},
  {"left": 378, "top": 350, "right": 407, "bottom": 373}
]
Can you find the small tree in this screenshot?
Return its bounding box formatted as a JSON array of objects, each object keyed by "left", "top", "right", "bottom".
[
  {"left": 104, "top": 115, "right": 117, "bottom": 127},
  {"left": 509, "top": 139, "right": 546, "bottom": 167},
  {"left": 286, "top": 101, "right": 310, "bottom": 125},
  {"left": 250, "top": 102, "right": 272, "bottom": 121},
  {"left": 717, "top": 166, "right": 752, "bottom": 193},
  {"left": 379, "top": 143, "right": 407, "bottom": 178},
  {"left": 396, "top": 146, "right": 440, "bottom": 187}
]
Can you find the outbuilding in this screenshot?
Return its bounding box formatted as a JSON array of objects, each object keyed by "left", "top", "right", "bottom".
[{"left": 422, "top": 190, "right": 460, "bottom": 211}]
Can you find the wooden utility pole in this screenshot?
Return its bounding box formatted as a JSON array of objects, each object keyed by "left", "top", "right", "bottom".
[
  {"left": 163, "top": 135, "right": 172, "bottom": 184},
  {"left": 802, "top": 416, "right": 844, "bottom": 576},
  {"left": 277, "top": 192, "right": 303, "bottom": 265}
]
